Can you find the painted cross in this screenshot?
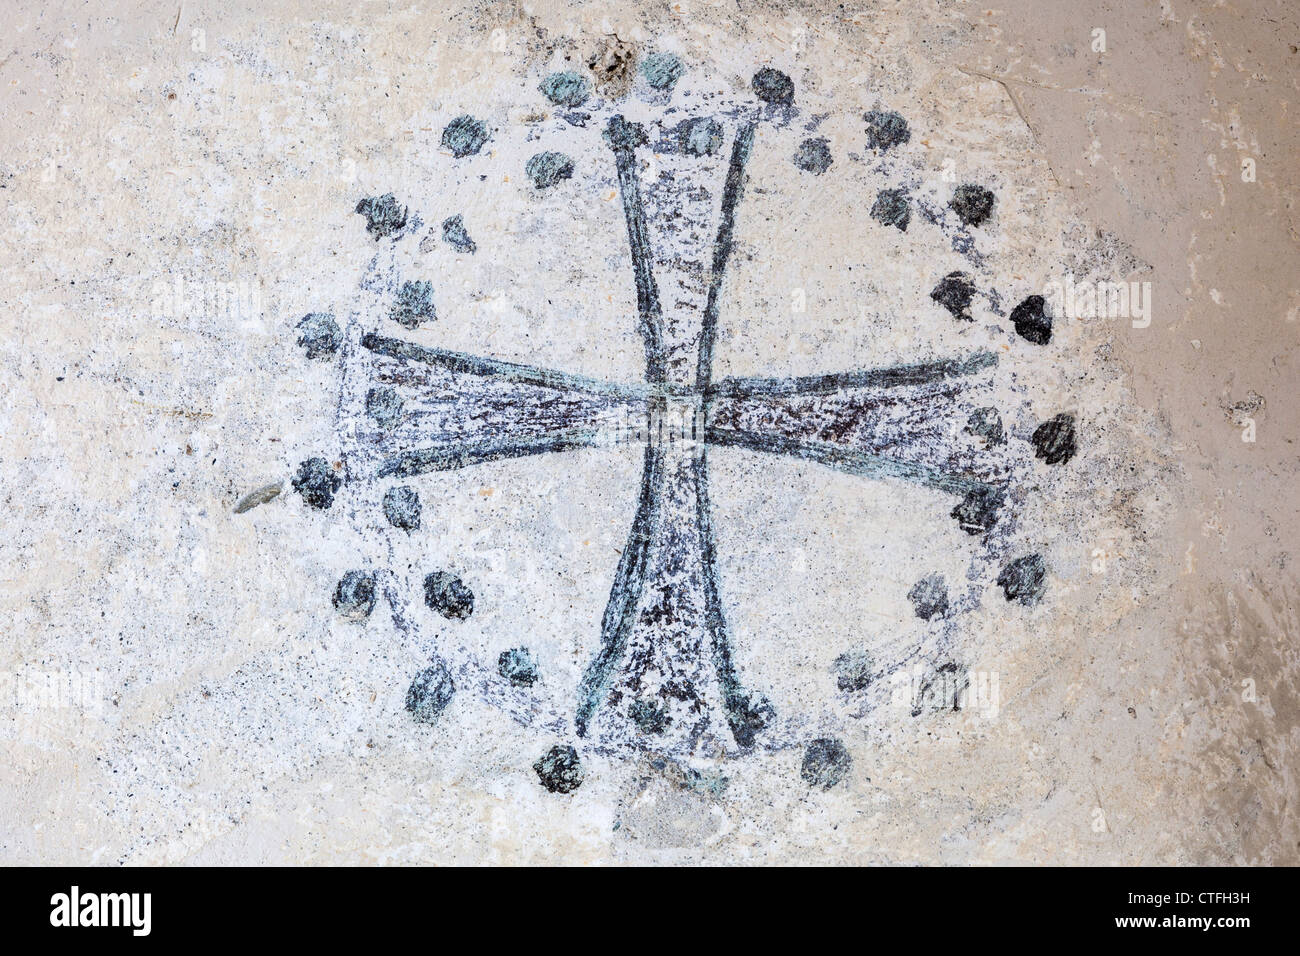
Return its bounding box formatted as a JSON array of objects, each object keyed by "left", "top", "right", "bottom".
[
  {"left": 335, "top": 106, "right": 1016, "bottom": 761},
  {"left": 272, "top": 64, "right": 1075, "bottom": 788}
]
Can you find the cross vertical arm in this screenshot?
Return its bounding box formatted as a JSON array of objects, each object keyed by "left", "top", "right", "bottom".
[
  {"left": 607, "top": 116, "right": 667, "bottom": 384},
  {"left": 696, "top": 121, "right": 756, "bottom": 392},
  {"left": 693, "top": 450, "right": 774, "bottom": 747},
  {"left": 573, "top": 115, "right": 772, "bottom": 753},
  {"left": 575, "top": 441, "right": 665, "bottom": 737}
]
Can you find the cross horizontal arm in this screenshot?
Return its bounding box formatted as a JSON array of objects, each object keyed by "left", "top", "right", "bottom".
[
  {"left": 703, "top": 349, "right": 1010, "bottom": 497},
  {"left": 704, "top": 427, "right": 996, "bottom": 496},
  {"left": 346, "top": 333, "right": 651, "bottom": 478},
  {"left": 377, "top": 428, "right": 619, "bottom": 478},
  {"left": 361, "top": 332, "right": 652, "bottom": 401},
  {"left": 706, "top": 349, "right": 998, "bottom": 399}
]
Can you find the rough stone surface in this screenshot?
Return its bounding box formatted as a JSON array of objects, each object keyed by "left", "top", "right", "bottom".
[{"left": 233, "top": 482, "right": 282, "bottom": 514}]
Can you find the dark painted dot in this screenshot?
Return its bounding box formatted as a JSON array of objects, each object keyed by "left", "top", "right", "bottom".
[
  {"left": 863, "top": 109, "right": 911, "bottom": 151},
  {"left": 801, "top": 737, "right": 851, "bottom": 790},
  {"left": 441, "top": 114, "right": 488, "bottom": 158},
  {"left": 497, "top": 647, "right": 538, "bottom": 687},
  {"left": 365, "top": 387, "right": 403, "bottom": 429},
  {"left": 751, "top": 66, "right": 794, "bottom": 105},
  {"left": 628, "top": 697, "right": 670, "bottom": 734},
  {"left": 533, "top": 744, "right": 584, "bottom": 793},
  {"left": 441, "top": 214, "right": 476, "bottom": 253},
  {"left": 604, "top": 116, "right": 647, "bottom": 151},
  {"left": 908, "top": 574, "right": 950, "bottom": 621},
  {"left": 295, "top": 312, "right": 340, "bottom": 359},
  {"left": 405, "top": 661, "right": 455, "bottom": 723},
  {"left": 539, "top": 71, "right": 591, "bottom": 107},
  {"left": 390, "top": 279, "right": 436, "bottom": 329},
  {"left": 332, "top": 570, "right": 376, "bottom": 621},
  {"left": 1010, "top": 294, "right": 1052, "bottom": 344},
  {"left": 793, "top": 137, "right": 833, "bottom": 174},
  {"left": 951, "top": 486, "right": 1004, "bottom": 536},
  {"left": 1031, "top": 413, "right": 1077, "bottom": 465},
  {"left": 997, "top": 553, "right": 1047, "bottom": 606},
  {"left": 354, "top": 193, "right": 408, "bottom": 240},
  {"left": 424, "top": 570, "right": 474, "bottom": 620},
  {"left": 382, "top": 485, "right": 421, "bottom": 531},
  {"left": 291, "top": 457, "right": 341, "bottom": 510},
  {"left": 677, "top": 117, "right": 723, "bottom": 157},
  {"left": 871, "top": 188, "right": 910, "bottom": 231},
  {"left": 930, "top": 271, "right": 975, "bottom": 321},
  {"left": 724, "top": 690, "right": 775, "bottom": 749},
  {"left": 832, "top": 648, "right": 874, "bottom": 692},
  {"left": 641, "top": 51, "right": 685, "bottom": 90},
  {"left": 966, "top": 407, "right": 1004, "bottom": 446},
  {"left": 525, "top": 151, "right": 575, "bottom": 189},
  {"left": 950, "top": 183, "right": 996, "bottom": 227}
]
